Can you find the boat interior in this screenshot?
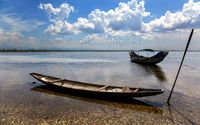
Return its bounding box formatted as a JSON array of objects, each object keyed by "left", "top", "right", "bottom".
[{"left": 31, "top": 73, "right": 140, "bottom": 93}]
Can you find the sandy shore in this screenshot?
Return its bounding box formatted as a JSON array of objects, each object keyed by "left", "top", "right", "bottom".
[{"left": 0, "top": 84, "right": 199, "bottom": 125}]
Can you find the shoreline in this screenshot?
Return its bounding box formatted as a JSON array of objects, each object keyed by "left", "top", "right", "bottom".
[{"left": 0, "top": 49, "right": 200, "bottom": 53}]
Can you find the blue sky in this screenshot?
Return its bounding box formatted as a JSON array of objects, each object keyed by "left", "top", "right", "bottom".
[{"left": 0, "top": 0, "right": 199, "bottom": 50}]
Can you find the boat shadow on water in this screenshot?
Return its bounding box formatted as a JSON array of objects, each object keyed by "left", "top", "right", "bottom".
[{"left": 31, "top": 85, "right": 164, "bottom": 114}]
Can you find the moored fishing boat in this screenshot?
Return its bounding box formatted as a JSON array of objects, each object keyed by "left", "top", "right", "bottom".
[
  {"left": 30, "top": 73, "right": 164, "bottom": 98},
  {"left": 129, "top": 49, "right": 168, "bottom": 65}
]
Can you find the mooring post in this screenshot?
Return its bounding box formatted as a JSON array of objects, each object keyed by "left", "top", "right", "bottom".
[{"left": 167, "top": 28, "right": 194, "bottom": 104}]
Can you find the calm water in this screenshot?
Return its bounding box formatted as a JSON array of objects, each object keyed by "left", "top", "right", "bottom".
[{"left": 0, "top": 52, "right": 200, "bottom": 124}]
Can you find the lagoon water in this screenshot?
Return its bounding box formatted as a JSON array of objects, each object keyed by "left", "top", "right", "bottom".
[{"left": 0, "top": 52, "right": 200, "bottom": 124}]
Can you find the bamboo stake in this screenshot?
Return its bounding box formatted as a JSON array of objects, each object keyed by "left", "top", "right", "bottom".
[{"left": 167, "top": 28, "right": 194, "bottom": 104}]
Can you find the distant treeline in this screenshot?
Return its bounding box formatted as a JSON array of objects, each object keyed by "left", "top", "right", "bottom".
[
  {"left": 0, "top": 49, "right": 129, "bottom": 52},
  {"left": 0, "top": 49, "right": 199, "bottom": 52},
  {"left": 0, "top": 49, "right": 54, "bottom": 52}
]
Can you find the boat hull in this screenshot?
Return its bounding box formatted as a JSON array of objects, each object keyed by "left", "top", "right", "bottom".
[
  {"left": 129, "top": 51, "right": 168, "bottom": 65},
  {"left": 30, "top": 73, "right": 164, "bottom": 98}
]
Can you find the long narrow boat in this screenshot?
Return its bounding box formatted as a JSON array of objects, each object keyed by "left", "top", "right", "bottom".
[
  {"left": 30, "top": 73, "right": 164, "bottom": 98},
  {"left": 129, "top": 49, "right": 168, "bottom": 65}
]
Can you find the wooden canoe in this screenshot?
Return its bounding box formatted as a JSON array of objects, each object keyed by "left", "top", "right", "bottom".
[
  {"left": 129, "top": 50, "right": 168, "bottom": 65},
  {"left": 30, "top": 73, "right": 164, "bottom": 98}
]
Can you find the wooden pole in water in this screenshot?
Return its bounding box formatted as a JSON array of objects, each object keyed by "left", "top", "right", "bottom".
[{"left": 167, "top": 28, "right": 194, "bottom": 104}]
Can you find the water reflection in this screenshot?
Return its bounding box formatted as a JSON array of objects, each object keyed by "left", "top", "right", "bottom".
[
  {"left": 31, "top": 85, "right": 163, "bottom": 113},
  {"left": 137, "top": 64, "right": 167, "bottom": 82}
]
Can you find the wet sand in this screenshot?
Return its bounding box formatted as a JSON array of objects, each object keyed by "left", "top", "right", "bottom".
[{"left": 0, "top": 52, "right": 200, "bottom": 125}]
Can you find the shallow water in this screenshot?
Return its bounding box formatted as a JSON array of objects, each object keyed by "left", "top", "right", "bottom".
[{"left": 0, "top": 52, "right": 200, "bottom": 125}]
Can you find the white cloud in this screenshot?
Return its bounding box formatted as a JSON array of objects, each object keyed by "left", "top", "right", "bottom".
[
  {"left": 0, "top": 27, "right": 21, "bottom": 43},
  {"left": 0, "top": 27, "right": 30, "bottom": 49},
  {"left": 41, "top": 0, "right": 150, "bottom": 35},
  {"left": 45, "top": 20, "right": 76, "bottom": 35},
  {"left": 75, "top": 0, "right": 150, "bottom": 33},
  {"left": 107, "top": 0, "right": 149, "bottom": 31},
  {"left": 75, "top": 18, "right": 95, "bottom": 32},
  {"left": 144, "top": 0, "right": 200, "bottom": 32},
  {"left": 54, "top": 37, "right": 63, "bottom": 41},
  {"left": 0, "top": 27, "right": 46, "bottom": 49},
  {"left": 39, "top": 3, "right": 74, "bottom": 21},
  {"left": 40, "top": 0, "right": 200, "bottom": 38},
  {"left": 39, "top": 3, "right": 76, "bottom": 35},
  {"left": 28, "top": 36, "right": 36, "bottom": 40},
  {"left": 74, "top": 9, "right": 106, "bottom": 33},
  {"left": 81, "top": 34, "right": 104, "bottom": 42},
  {"left": 0, "top": 13, "right": 44, "bottom": 33},
  {"left": 74, "top": 15, "right": 105, "bottom": 33},
  {"left": 36, "top": 0, "right": 200, "bottom": 50}
]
